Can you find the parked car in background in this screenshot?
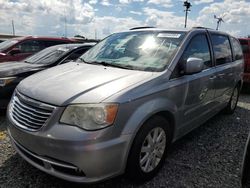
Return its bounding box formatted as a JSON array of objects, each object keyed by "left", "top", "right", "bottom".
[
  {"left": 0, "top": 36, "right": 77, "bottom": 63},
  {"left": 7, "top": 28, "right": 243, "bottom": 183},
  {"left": 239, "top": 38, "right": 250, "bottom": 84},
  {"left": 242, "top": 132, "right": 250, "bottom": 187},
  {"left": 0, "top": 43, "right": 95, "bottom": 109}
]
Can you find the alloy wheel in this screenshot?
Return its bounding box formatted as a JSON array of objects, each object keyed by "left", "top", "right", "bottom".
[{"left": 139, "top": 127, "right": 166, "bottom": 173}]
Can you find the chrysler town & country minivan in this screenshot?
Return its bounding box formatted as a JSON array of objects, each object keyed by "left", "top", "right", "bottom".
[{"left": 7, "top": 27, "right": 243, "bottom": 183}]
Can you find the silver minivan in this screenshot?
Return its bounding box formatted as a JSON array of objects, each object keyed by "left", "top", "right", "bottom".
[{"left": 7, "top": 27, "right": 244, "bottom": 183}]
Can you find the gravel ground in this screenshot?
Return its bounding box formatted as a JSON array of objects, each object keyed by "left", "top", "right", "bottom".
[{"left": 0, "top": 93, "right": 250, "bottom": 188}]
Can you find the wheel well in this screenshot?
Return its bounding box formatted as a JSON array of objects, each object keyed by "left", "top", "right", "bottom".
[{"left": 153, "top": 111, "right": 175, "bottom": 142}]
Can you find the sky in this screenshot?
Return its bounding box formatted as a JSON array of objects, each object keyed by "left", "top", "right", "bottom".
[{"left": 0, "top": 0, "right": 250, "bottom": 39}]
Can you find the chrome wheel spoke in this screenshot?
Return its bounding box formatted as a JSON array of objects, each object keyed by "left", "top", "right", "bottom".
[
  {"left": 140, "top": 127, "right": 167, "bottom": 173},
  {"left": 156, "top": 131, "right": 164, "bottom": 143},
  {"left": 146, "top": 134, "right": 154, "bottom": 146},
  {"left": 140, "top": 153, "right": 150, "bottom": 165},
  {"left": 145, "top": 157, "right": 151, "bottom": 172},
  {"left": 155, "top": 149, "right": 164, "bottom": 158},
  {"left": 152, "top": 128, "right": 159, "bottom": 143},
  {"left": 141, "top": 146, "right": 151, "bottom": 153}
]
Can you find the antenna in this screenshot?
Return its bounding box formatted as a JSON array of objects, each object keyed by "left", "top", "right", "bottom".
[
  {"left": 12, "top": 20, "right": 15, "bottom": 36},
  {"left": 183, "top": 0, "right": 192, "bottom": 28},
  {"left": 214, "top": 14, "right": 225, "bottom": 30}
]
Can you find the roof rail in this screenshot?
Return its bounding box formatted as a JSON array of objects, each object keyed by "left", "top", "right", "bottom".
[
  {"left": 130, "top": 26, "right": 156, "bottom": 30},
  {"left": 192, "top": 26, "right": 213, "bottom": 30}
]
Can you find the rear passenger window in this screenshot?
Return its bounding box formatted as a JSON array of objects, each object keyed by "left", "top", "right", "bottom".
[
  {"left": 231, "top": 37, "right": 243, "bottom": 60},
  {"left": 211, "top": 34, "right": 232, "bottom": 65},
  {"left": 17, "top": 40, "right": 45, "bottom": 53},
  {"left": 43, "top": 41, "right": 69, "bottom": 48},
  {"left": 181, "top": 34, "right": 212, "bottom": 69}
]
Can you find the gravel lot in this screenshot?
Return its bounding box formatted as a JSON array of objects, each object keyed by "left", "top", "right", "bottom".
[{"left": 1, "top": 93, "right": 250, "bottom": 188}]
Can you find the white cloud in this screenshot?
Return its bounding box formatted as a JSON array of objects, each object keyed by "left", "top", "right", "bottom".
[
  {"left": 119, "top": 0, "right": 144, "bottom": 4},
  {"left": 0, "top": 0, "right": 95, "bottom": 37},
  {"left": 89, "top": 0, "right": 98, "bottom": 4},
  {"left": 143, "top": 7, "right": 198, "bottom": 29},
  {"left": 100, "top": 0, "right": 112, "bottom": 6},
  {"left": 148, "top": 0, "right": 173, "bottom": 8},
  {"left": 194, "top": 0, "right": 214, "bottom": 5},
  {"left": 130, "top": 10, "right": 142, "bottom": 15},
  {"left": 197, "top": 0, "right": 250, "bottom": 36}
]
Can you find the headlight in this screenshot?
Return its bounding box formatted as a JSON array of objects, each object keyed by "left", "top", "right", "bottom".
[
  {"left": 60, "top": 104, "right": 118, "bottom": 130},
  {"left": 0, "top": 77, "right": 16, "bottom": 87}
]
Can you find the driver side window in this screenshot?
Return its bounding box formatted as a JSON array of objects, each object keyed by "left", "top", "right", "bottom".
[{"left": 171, "top": 34, "right": 212, "bottom": 78}]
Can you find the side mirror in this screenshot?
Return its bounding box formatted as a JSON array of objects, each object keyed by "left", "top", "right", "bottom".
[
  {"left": 185, "top": 57, "right": 204, "bottom": 75},
  {"left": 8, "top": 48, "right": 21, "bottom": 56}
]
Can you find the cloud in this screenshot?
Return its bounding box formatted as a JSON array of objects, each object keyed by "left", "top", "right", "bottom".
[
  {"left": 119, "top": 0, "right": 144, "bottom": 4},
  {"left": 197, "top": 0, "right": 250, "bottom": 36},
  {"left": 0, "top": 0, "right": 95, "bottom": 37},
  {"left": 130, "top": 10, "right": 142, "bottom": 15},
  {"left": 143, "top": 7, "right": 198, "bottom": 29},
  {"left": 194, "top": 0, "right": 214, "bottom": 5},
  {"left": 89, "top": 0, "right": 98, "bottom": 4},
  {"left": 100, "top": 0, "right": 112, "bottom": 6},
  {"left": 148, "top": 0, "right": 173, "bottom": 8}
]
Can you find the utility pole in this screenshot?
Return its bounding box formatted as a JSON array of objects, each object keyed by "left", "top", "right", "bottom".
[
  {"left": 95, "top": 29, "right": 97, "bottom": 40},
  {"left": 64, "top": 16, "right": 67, "bottom": 38},
  {"left": 183, "top": 0, "right": 192, "bottom": 28},
  {"left": 12, "top": 20, "right": 15, "bottom": 36}
]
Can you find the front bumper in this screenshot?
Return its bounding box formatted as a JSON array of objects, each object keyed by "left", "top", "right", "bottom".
[{"left": 7, "top": 113, "right": 132, "bottom": 183}]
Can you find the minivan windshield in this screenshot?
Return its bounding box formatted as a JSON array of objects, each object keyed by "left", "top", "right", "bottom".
[
  {"left": 0, "top": 39, "right": 19, "bottom": 52},
  {"left": 80, "top": 31, "right": 186, "bottom": 72},
  {"left": 24, "top": 45, "right": 70, "bottom": 64}
]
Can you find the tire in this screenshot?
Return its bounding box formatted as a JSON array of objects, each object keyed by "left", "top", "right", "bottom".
[
  {"left": 126, "top": 116, "right": 172, "bottom": 182},
  {"left": 224, "top": 85, "right": 240, "bottom": 114}
]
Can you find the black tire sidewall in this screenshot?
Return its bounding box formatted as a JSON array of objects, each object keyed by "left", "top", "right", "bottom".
[
  {"left": 126, "top": 116, "right": 171, "bottom": 182},
  {"left": 224, "top": 86, "right": 240, "bottom": 114}
]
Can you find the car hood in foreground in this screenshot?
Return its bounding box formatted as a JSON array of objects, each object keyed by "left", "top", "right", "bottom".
[
  {"left": 17, "top": 62, "right": 155, "bottom": 106},
  {"left": 0, "top": 61, "right": 44, "bottom": 77}
]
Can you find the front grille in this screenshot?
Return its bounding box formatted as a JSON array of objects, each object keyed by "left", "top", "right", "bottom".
[{"left": 9, "top": 91, "right": 55, "bottom": 131}]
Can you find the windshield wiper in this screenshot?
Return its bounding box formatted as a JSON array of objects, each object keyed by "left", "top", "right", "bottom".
[{"left": 81, "top": 59, "right": 132, "bottom": 70}]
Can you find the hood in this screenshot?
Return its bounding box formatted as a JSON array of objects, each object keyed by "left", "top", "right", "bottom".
[
  {"left": 0, "top": 61, "right": 44, "bottom": 77},
  {"left": 17, "top": 62, "right": 154, "bottom": 106}
]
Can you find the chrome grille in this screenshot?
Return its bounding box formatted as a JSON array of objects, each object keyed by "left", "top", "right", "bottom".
[{"left": 9, "top": 91, "right": 56, "bottom": 131}]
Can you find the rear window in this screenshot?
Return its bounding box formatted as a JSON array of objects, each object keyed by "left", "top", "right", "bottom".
[
  {"left": 231, "top": 37, "right": 243, "bottom": 60},
  {"left": 211, "top": 34, "right": 232, "bottom": 65}
]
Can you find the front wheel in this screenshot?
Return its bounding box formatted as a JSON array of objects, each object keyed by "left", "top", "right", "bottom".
[
  {"left": 224, "top": 85, "right": 240, "bottom": 114},
  {"left": 126, "top": 116, "right": 171, "bottom": 182}
]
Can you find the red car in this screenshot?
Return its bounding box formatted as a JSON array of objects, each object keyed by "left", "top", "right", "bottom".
[
  {"left": 239, "top": 38, "right": 250, "bottom": 84},
  {"left": 0, "top": 36, "right": 76, "bottom": 63}
]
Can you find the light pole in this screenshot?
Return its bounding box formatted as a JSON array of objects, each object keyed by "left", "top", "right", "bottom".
[
  {"left": 183, "top": 0, "right": 192, "bottom": 28},
  {"left": 12, "top": 20, "right": 15, "bottom": 36}
]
